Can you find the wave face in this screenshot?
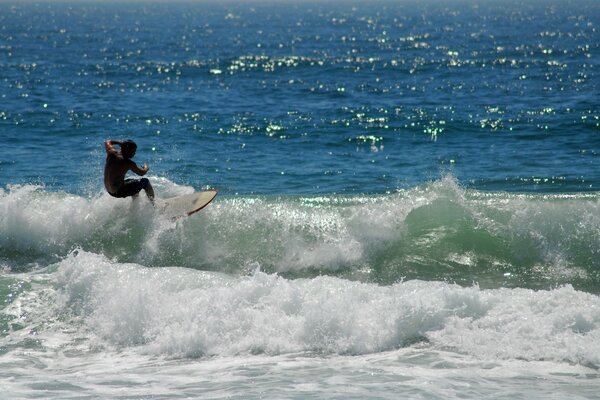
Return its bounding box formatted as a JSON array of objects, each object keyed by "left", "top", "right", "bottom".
[{"left": 2, "top": 177, "right": 599, "bottom": 292}]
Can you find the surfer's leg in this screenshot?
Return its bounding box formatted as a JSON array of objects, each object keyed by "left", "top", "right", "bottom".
[
  {"left": 140, "top": 178, "right": 155, "bottom": 205},
  {"left": 114, "top": 179, "right": 154, "bottom": 205},
  {"left": 116, "top": 179, "right": 147, "bottom": 201}
]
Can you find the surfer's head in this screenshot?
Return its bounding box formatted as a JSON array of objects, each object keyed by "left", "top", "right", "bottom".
[{"left": 121, "top": 140, "right": 137, "bottom": 159}]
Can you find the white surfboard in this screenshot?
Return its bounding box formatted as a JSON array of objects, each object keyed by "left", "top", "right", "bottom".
[{"left": 160, "top": 190, "right": 218, "bottom": 219}]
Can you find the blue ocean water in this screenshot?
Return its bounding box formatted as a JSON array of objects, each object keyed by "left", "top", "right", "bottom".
[
  {"left": 1, "top": 0, "right": 599, "bottom": 195},
  {"left": 1, "top": 1, "right": 600, "bottom": 398}
]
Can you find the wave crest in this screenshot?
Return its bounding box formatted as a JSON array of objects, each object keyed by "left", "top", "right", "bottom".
[{"left": 1, "top": 178, "right": 599, "bottom": 291}]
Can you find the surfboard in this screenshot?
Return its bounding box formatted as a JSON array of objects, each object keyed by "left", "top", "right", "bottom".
[{"left": 160, "top": 190, "right": 218, "bottom": 219}]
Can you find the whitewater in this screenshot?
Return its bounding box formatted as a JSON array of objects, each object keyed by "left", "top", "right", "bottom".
[{"left": 2, "top": 177, "right": 600, "bottom": 398}]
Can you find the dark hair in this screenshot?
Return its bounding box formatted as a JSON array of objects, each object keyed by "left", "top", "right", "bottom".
[{"left": 121, "top": 139, "right": 137, "bottom": 159}]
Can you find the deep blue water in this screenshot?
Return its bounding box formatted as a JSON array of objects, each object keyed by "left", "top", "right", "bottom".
[{"left": 1, "top": 0, "right": 598, "bottom": 195}]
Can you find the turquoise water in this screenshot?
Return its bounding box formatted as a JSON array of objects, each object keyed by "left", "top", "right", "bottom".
[{"left": 1, "top": 1, "right": 600, "bottom": 398}]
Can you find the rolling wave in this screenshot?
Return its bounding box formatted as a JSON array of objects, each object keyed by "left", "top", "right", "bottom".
[
  {"left": 1, "top": 177, "right": 599, "bottom": 291},
  {"left": 3, "top": 249, "right": 598, "bottom": 367}
]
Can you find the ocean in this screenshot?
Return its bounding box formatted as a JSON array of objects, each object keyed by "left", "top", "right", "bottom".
[{"left": 1, "top": 0, "right": 599, "bottom": 398}]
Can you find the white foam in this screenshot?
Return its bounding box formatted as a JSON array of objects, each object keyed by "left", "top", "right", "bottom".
[
  {"left": 41, "top": 250, "right": 600, "bottom": 367},
  {"left": 0, "top": 181, "right": 194, "bottom": 262},
  {"left": 430, "top": 286, "right": 600, "bottom": 367}
]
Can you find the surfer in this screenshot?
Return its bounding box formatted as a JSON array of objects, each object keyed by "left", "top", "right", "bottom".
[{"left": 104, "top": 139, "right": 155, "bottom": 204}]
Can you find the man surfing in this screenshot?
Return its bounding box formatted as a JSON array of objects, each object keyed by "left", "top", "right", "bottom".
[{"left": 104, "top": 139, "right": 155, "bottom": 204}]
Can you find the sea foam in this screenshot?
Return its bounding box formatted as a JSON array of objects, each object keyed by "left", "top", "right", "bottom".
[{"left": 41, "top": 250, "right": 600, "bottom": 368}]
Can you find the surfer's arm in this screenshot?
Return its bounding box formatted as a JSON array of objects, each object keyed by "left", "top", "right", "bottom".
[
  {"left": 129, "top": 161, "right": 149, "bottom": 176},
  {"left": 104, "top": 139, "right": 122, "bottom": 154}
]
